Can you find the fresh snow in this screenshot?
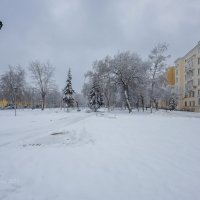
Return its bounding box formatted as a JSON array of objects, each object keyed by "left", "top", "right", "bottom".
[{"left": 0, "top": 109, "right": 200, "bottom": 200}]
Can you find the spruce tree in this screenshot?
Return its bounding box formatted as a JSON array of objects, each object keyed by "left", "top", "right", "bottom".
[
  {"left": 168, "top": 97, "right": 177, "bottom": 111},
  {"left": 63, "top": 69, "right": 75, "bottom": 109},
  {"left": 88, "top": 81, "right": 103, "bottom": 112}
]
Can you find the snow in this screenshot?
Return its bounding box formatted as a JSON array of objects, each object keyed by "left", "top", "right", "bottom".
[{"left": 0, "top": 108, "right": 200, "bottom": 200}]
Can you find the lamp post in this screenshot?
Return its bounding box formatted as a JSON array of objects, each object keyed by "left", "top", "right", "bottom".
[
  {"left": 32, "top": 88, "right": 35, "bottom": 109},
  {"left": 0, "top": 21, "right": 3, "bottom": 30},
  {"left": 14, "top": 87, "right": 17, "bottom": 116}
]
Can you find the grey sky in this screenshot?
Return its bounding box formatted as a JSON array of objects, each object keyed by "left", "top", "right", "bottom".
[{"left": 1, "top": 0, "right": 200, "bottom": 92}]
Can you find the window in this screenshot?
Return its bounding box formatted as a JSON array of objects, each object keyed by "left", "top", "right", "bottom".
[
  {"left": 189, "top": 91, "right": 195, "bottom": 97},
  {"left": 198, "top": 90, "right": 200, "bottom": 96},
  {"left": 198, "top": 79, "right": 200, "bottom": 86},
  {"left": 185, "top": 101, "right": 187, "bottom": 107},
  {"left": 190, "top": 101, "right": 192, "bottom": 106},
  {"left": 198, "top": 68, "right": 200, "bottom": 75},
  {"left": 198, "top": 58, "right": 200, "bottom": 65},
  {"left": 193, "top": 101, "right": 195, "bottom": 106},
  {"left": 199, "top": 98, "right": 200, "bottom": 106}
]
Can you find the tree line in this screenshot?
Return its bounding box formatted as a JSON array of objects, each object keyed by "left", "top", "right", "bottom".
[
  {"left": 0, "top": 61, "right": 63, "bottom": 109},
  {"left": 0, "top": 43, "right": 177, "bottom": 112},
  {"left": 82, "top": 43, "right": 176, "bottom": 113}
]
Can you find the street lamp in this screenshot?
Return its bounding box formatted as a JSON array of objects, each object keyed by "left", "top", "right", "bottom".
[
  {"left": 0, "top": 21, "right": 3, "bottom": 30},
  {"left": 32, "top": 88, "right": 35, "bottom": 109},
  {"left": 14, "top": 87, "right": 17, "bottom": 116}
]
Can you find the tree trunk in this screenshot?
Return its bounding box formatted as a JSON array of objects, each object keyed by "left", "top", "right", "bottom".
[
  {"left": 136, "top": 99, "right": 139, "bottom": 112},
  {"left": 124, "top": 88, "right": 132, "bottom": 113},
  {"left": 41, "top": 94, "right": 45, "bottom": 110},
  {"left": 150, "top": 99, "right": 153, "bottom": 113},
  {"left": 150, "top": 81, "right": 155, "bottom": 113},
  {"left": 141, "top": 95, "right": 144, "bottom": 112}
]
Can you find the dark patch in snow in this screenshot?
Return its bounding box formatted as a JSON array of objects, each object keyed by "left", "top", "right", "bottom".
[
  {"left": 51, "top": 131, "right": 70, "bottom": 136},
  {"left": 22, "top": 143, "right": 42, "bottom": 147},
  {"left": 20, "top": 129, "right": 94, "bottom": 147}
]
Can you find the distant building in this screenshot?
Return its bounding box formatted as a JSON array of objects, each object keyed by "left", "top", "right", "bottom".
[
  {"left": 175, "top": 41, "right": 200, "bottom": 112},
  {"left": 158, "top": 66, "right": 175, "bottom": 109}
]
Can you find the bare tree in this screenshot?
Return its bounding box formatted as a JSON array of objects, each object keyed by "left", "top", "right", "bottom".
[
  {"left": 148, "top": 43, "right": 170, "bottom": 113},
  {"left": 46, "top": 86, "right": 62, "bottom": 108},
  {"left": 0, "top": 66, "right": 25, "bottom": 105},
  {"left": 29, "top": 61, "right": 55, "bottom": 110}
]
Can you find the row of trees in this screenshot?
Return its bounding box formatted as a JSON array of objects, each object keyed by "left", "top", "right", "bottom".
[
  {"left": 0, "top": 42, "right": 176, "bottom": 112},
  {"left": 83, "top": 43, "right": 176, "bottom": 112},
  {"left": 0, "top": 61, "right": 86, "bottom": 110},
  {"left": 0, "top": 62, "right": 62, "bottom": 110}
]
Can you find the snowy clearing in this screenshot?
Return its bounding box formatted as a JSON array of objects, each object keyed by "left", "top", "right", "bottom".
[{"left": 0, "top": 109, "right": 200, "bottom": 200}]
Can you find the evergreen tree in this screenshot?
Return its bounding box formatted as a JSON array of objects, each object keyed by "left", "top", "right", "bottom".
[
  {"left": 63, "top": 69, "right": 75, "bottom": 108},
  {"left": 168, "top": 97, "right": 177, "bottom": 111},
  {"left": 88, "top": 81, "right": 103, "bottom": 112}
]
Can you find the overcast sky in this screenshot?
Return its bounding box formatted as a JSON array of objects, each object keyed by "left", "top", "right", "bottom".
[{"left": 1, "top": 0, "right": 200, "bottom": 92}]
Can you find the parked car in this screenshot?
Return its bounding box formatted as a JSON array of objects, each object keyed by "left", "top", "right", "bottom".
[{"left": 4, "top": 104, "right": 15, "bottom": 109}]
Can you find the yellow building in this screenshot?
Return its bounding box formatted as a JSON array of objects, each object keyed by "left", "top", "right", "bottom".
[
  {"left": 175, "top": 41, "right": 200, "bottom": 112},
  {"left": 0, "top": 99, "right": 8, "bottom": 108},
  {"left": 167, "top": 66, "right": 176, "bottom": 86}
]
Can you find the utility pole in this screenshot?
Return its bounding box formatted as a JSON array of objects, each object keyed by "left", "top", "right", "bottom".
[
  {"left": 32, "top": 88, "right": 35, "bottom": 109},
  {"left": 14, "top": 87, "right": 17, "bottom": 116}
]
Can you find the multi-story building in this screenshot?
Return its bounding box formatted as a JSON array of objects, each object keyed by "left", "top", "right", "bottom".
[
  {"left": 175, "top": 58, "right": 185, "bottom": 110},
  {"left": 175, "top": 41, "right": 200, "bottom": 112}
]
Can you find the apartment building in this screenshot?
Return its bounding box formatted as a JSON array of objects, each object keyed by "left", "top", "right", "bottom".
[
  {"left": 175, "top": 58, "right": 185, "bottom": 110},
  {"left": 175, "top": 41, "right": 200, "bottom": 112}
]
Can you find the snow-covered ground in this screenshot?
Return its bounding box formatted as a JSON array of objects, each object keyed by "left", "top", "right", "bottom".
[{"left": 0, "top": 108, "right": 200, "bottom": 200}]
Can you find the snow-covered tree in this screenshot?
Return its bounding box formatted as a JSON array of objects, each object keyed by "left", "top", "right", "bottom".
[
  {"left": 63, "top": 69, "right": 75, "bottom": 109},
  {"left": 168, "top": 97, "right": 177, "bottom": 111},
  {"left": 88, "top": 81, "right": 103, "bottom": 112},
  {"left": 148, "top": 43, "right": 170, "bottom": 113},
  {"left": 110, "top": 52, "right": 148, "bottom": 113},
  {"left": 85, "top": 57, "right": 117, "bottom": 111},
  {"left": 83, "top": 52, "right": 148, "bottom": 113}
]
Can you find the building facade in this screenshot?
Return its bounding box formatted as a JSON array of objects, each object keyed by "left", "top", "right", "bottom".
[
  {"left": 175, "top": 41, "right": 200, "bottom": 112},
  {"left": 167, "top": 67, "right": 176, "bottom": 86}
]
